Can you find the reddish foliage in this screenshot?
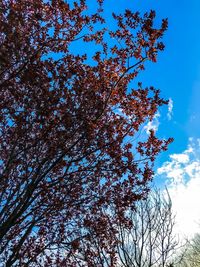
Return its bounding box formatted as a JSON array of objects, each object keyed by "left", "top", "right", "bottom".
[{"left": 0, "top": 0, "right": 172, "bottom": 266}]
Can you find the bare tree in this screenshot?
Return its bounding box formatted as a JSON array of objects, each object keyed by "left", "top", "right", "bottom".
[
  {"left": 116, "top": 188, "right": 178, "bottom": 267},
  {"left": 175, "top": 233, "right": 200, "bottom": 267}
]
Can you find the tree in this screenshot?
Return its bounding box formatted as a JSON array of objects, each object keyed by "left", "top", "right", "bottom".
[
  {"left": 116, "top": 189, "right": 178, "bottom": 267},
  {"left": 175, "top": 234, "right": 200, "bottom": 267},
  {"left": 0, "top": 0, "right": 172, "bottom": 266}
]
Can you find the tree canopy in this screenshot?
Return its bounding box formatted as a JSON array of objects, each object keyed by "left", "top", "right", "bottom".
[{"left": 0, "top": 0, "right": 172, "bottom": 266}]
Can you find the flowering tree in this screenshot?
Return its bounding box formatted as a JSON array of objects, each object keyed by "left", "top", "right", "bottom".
[{"left": 0, "top": 0, "right": 172, "bottom": 266}]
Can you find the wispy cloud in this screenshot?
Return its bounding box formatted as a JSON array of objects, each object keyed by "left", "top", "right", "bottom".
[
  {"left": 157, "top": 138, "right": 200, "bottom": 239},
  {"left": 167, "top": 98, "right": 173, "bottom": 120},
  {"left": 144, "top": 112, "right": 160, "bottom": 134}
]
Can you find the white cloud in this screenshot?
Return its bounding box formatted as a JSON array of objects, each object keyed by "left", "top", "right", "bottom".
[
  {"left": 157, "top": 138, "right": 200, "bottom": 239},
  {"left": 144, "top": 112, "right": 160, "bottom": 134},
  {"left": 170, "top": 153, "right": 189, "bottom": 163},
  {"left": 167, "top": 98, "right": 173, "bottom": 120}
]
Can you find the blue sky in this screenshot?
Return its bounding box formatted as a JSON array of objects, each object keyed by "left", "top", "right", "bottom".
[
  {"left": 137, "top": 0, "right": 200, "bottom": 157},
  {"left": 107, "top": 0, "right": 200, "bottom": 158}
]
